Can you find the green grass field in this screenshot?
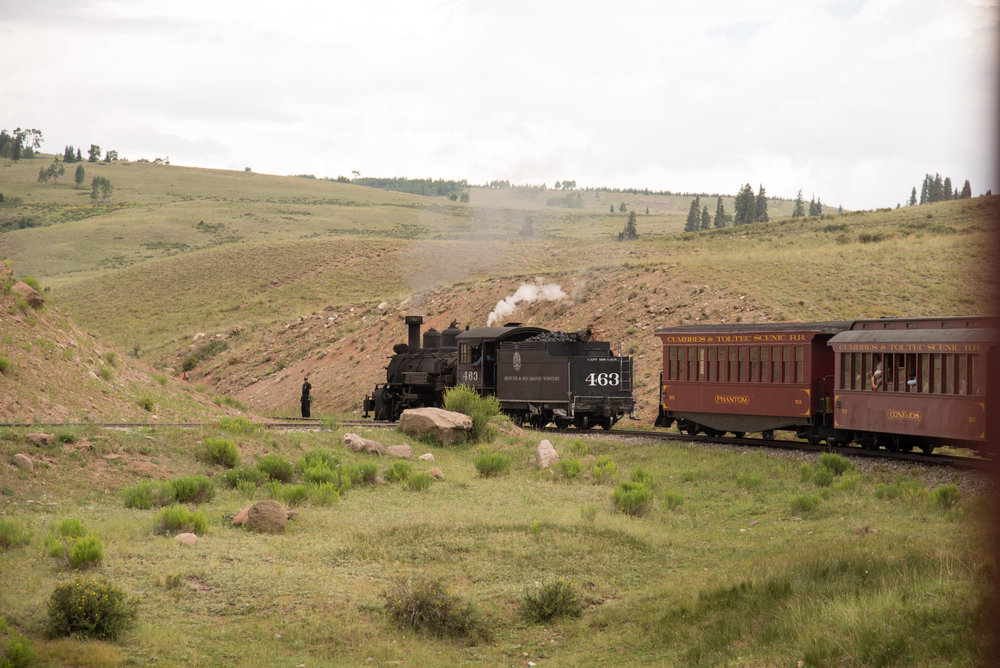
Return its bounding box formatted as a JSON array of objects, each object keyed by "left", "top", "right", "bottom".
[{"left": 0, "top": 423, "right": 992, "bottom": 666}]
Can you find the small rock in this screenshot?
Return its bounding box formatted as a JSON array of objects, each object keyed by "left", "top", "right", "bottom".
[
  {"left": 386, "top": 444, "right": 412, "bottom": 459},
  {"left": 12, "top": 453, "right": 33, "bottom": 472},
  {"left": 175, "top": 533, "right": 198, "bottom": 545},
  {"left": 428, "top": 468, "right": 445, "bottom": 480},
  {"left": 419, "top": 453, "right": 435, "bottom": 462}
]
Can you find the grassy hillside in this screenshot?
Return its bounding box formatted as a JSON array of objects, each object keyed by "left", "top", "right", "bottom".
[
  {"left": 1, "top": 155, "right": 997, "bottom": 421},
  {"left": 0, "top": 421, "right": 993, "bottom": 666}
]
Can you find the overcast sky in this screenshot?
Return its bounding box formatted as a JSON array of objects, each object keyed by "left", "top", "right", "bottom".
[{"left": 2, "top": 0, "right": 997, "bottom": 209}]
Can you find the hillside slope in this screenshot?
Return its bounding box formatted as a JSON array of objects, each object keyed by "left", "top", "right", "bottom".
[{"left": 0, "top": 262, "right": 244, "bottom": 423}]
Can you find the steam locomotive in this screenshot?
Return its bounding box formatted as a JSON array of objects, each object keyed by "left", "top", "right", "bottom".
[{"left": 364, "top": 315, "right": 636, "bottom": 428}]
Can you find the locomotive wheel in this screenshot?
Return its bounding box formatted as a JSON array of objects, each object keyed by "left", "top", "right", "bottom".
[
  {"left": 599, "top": 417, "right": 612, "bottom": 430},
  {"left": 683, "top": 425, "right": 700, "bottom": 436},
  {"left": 554, "top": 417, "right": 571, "bottom": 429},
  {"left": 920, "top": 443, "right": 934, "bottom": 455},
  {"left": 761, "top": 430, "right": 775, "bottom": 441},
  {"left": 731, "top": 432, "right": 745, "bottom": 439},
  {"left": 806, "top": 435, "right": 821, "bottom": 445}
]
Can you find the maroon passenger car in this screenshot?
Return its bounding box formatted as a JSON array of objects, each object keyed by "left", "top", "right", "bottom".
[
  {"left": 655, "top": 322, "right": 851, "bottom": 440},
  {"left": 828, "top": 316, "right": 998, "bottom": 453}
]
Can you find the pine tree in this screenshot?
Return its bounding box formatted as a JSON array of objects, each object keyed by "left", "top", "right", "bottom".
[
  {"left": 944, "top": 177, "right": 953, "bottom": 200},
  {"left": 960, "top": 179, "right": 972, "bottom": 199},
  {"left": 619, "top": 210, "right": 638, "bottom": 240},
  {"left": 931, "top": 174, "right": 944, "bottom": 202},
  {"left": 733, "top": 184, "right": 755, "bottom": 225},
  {"left": 754, "top": 185, "right": 768, "bottom": 223},
  {"left": 75, "top": 148, "right": 82, "bottom": 162},
  {"left": 63, "top": 145, "right": 76, "bottom": 163},
  {"left": 908, "top": 187, "right": 917, "bottom": 206},
  {"left": 792, "top": 190, "right": 805, "bottom": 218},
  {"left": 75, "top": 164, "right": 86, "bottom": 187},
  {"left": 700, "top": 206, "right": 711, "bottom": 230},
  {"left": 685, "top": 197, "right": 701, "bottom": 232},
  {"left": 713, "top": 197, "right": 727, "bottom": 228}
]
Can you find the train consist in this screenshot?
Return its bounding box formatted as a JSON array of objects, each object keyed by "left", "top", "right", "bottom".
[
  {"left": 364, "top": 315, "right": 636, "bottom": 428},
  {"left": 655, "top": 316, "right": 998, "bottom": 454}
]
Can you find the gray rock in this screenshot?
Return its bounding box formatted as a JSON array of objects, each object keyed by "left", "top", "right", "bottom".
[{"left": 400, "top": 407, "right": 471, "bottom": 445}]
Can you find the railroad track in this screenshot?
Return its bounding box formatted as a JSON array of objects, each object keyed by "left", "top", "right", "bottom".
[{"left": 1, "top": 420, "right": 987, "bottom": 470}]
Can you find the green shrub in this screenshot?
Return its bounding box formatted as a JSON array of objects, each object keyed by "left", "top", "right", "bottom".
[
  {"left": 818, "top": 453, "right": 852, "bottom": 475},
  {"left": 302, "top": 464, "right": 336, "bottom": 484},
  {"left": 0, "top": 355, "right": 10, "bottom": 375},
  {"left": 217, "top": 416, "right": 260, "bottom": 435},
  {"left": 98, "top": 366, "right": 113, "bottom": 381},
  {"left": 153, "top": 504, "right": 208, "bottom": 535},
  {"left": 405, "top": 472, "right": 432, "bottom": 491},
  {"left": 559, "top": 458, "right": 581, "bottom": 479},
  {"left": 590, "top": 455, "right": 618, "bottom": 484},
  {"left": 662, "top": 490, "right": 684, "bottom": 511},
  {"left": 45, "top": 577, "right": 138, "bottom": 640},
  {"left": 833, "top": 472, "right": 860, "bottom": 492},
  {"left": 0, "top": 518, "right": 31, "bottom": 551},
  {"left": 54, "top": 430, "right": 77, "bottom": 444},
  {"left": 198, "top": 437, "right": 240, "bottom": 468},
  {"left": 271, "top": 483, "right": 309, "bottom": 506},
  {"left": 122, "top": 481, "right": 176, "bottom": 509},
  {"left": 67, "top": 534, "right": 104, "bottom": 569},
  {"left": 875, "top": 477, "right": 926, "bottom": 502},
  {"left": 473, "top": 452, "right": 510, "bottom": 477},
  {"left": 309, "top": 482, "right": 341, "bottom": 506},
  {"left": 347, "top": 462, "right": 379, "bottom": 485},
  {"left": 570, "top": 439, "right": 587, "bottom": 455},
  {"left": 931, "top": 484, "right": 961, "bottom": 510},
  {"left": 236, "top": 479, "right": 256, "bottom": 499},
  {"left": 169, "top": 475, "right": 215, "bottom": 504},
  {"left": 521, "top": 579, "right": 583, "bottom": 623},
  {"left": 790, "top": 494, "right": 820, "bottom": 514},
  {"left": 224, "top": 467, "right": 269, "bottom": 488},
  {"left": 384, "top": 461, "right": 413, "bottom": 483},
  {"left": 580, "top": 504, "right": 598, "bottom": 522},
  {"left": 444, "top": 385, "right": 501, "bottom": 443},
  {"left": 256, "top": 454, "right": 295, "bottom": 482},
  {"left": 630, "top": 467, "right": 654, "bottom": 489},
  {"left": 181, "top": 339, "right": 229, "bottom": 372},
  {"left": 54, "top": 518, "right": 87, "bottom": 538},
  {"left": 298, "top": 449, "right": 340, "bottom": 472},
  {"left": 811, "top": 467, "right": 834, "bottom": 487},
  {"left": 799, "top": 463, "right": 814, "bottom": 483},
  {"left": 612, "top": 481, "right": 654, "bottom": 517},
  {"left": 103, "top": 351, "right": 116, "bottom": 366},
  {"left": 382, "top": 575, "right": 487, "bottom": 640},
  {"left": 0, "top": 620, "right": 35, "bottom": 666}
]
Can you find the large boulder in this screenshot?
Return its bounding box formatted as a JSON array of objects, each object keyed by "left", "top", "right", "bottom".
[
  {"left": 12, "top": 453, "right": 33, "bottom": 472},
  {"left": 12, "top": 281, "right": 44, "bottom": 308},
  {"left": 247, "top": 499, "right": 291, "bottom": 534},
  {"left": 400, "top": 408, "right": 472, "bottom": 445}
]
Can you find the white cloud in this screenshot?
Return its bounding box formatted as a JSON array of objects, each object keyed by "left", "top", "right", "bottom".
[{"left": 1, "top": 0, "right": 996, "bottom": 208}]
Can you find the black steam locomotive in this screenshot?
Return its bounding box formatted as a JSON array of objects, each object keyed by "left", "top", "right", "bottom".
[{"left": 364, "top": 315, "right": 636, "bottom": 429}]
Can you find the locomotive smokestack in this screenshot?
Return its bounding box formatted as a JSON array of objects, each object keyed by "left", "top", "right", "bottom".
[{"left": 405, "top": 315, "right": 423, "bottom": 351}]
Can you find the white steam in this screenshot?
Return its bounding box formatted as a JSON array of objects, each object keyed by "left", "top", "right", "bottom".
[{"left": 487, "top": 280, "right": 567, "bottom": 327}]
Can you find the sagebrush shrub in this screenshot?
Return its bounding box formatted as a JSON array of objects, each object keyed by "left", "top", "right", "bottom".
[
  {"left": 818, "top": 453, "right": 852, "bottom": 475},
  {"left": 298, "top": 449, "right": 340, "bottom": 472},
  {"left": 169, "top": 475, "right": 215, "bottom": 503},
  {"left": 122, "top": 481, "right": 176, "bottom": 509},
  {"left": 67, "top": 534, "right": 104, "bottom": 569},
  {"left": 153, "top": 504, "right": 207, "bottom": 535},
  {"left": 521, "top": 579, "right": 583, "bottom": 623},
  {"left": 444, "top": 385, "right": 501, "bottom": 443},
  {"left": 790, "top": 494, "right": 820, "bottom": 514},
  {"left": 590, "top": 455, "right": 618, "bottom": 484},
  {"left": 309, "top": 482, "right": 341, "bottom": 505},
  {"left": 473, "top": 452, "right": 510, "bottom": 477},
  {"left": 347, "top": 462, "right": 378, "bottom": 485},
  {"left": 46, "top": 578, "right": 139, "bottom": 640},
  {"left": 384, "top": 461, "right": 413, "bottom": 483},
  {"left": 198, "top": 437, "right": 240, "bottom": 468},
  {"left": 271, "top": 483, "right": 309, "bottom": 506},
  {"left": 0, "top": 356, "right": 10, "bottom": 375},
  {"left": 662, "top": 490, "right": 683, "bottom": 511},
  {"left": 559, "top": 458, "right": 581, "bottom": 479},
  {"left": 257, "top": 454, "right": 295, "bottom": 482},
  {"left": 382, "top": 576, "right": 487, "bottom": 640},
  {"left": 931, "top": 484, "right": 961, "bottom": 510},
  {"left": 0, "top": 518, "right": 31, "bottom": 551},
  {"left": 217, "top": 416, "right": 260, "bottom": 435},
  {"left": 630, "top": 467, "right": 654, "bottom": 488},
  {"left": 811, "top": 467, "right": 834, "bottom": 488},
  {"left": 405, "top": 472, "right": 432, "bottom": 491},
  {"left": 612, "top": 481, "right": 654, "bottom": 517}
]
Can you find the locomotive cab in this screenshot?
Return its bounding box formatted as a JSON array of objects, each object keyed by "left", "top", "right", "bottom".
[{"left": 455, "top": 325, "right": 548, "bottom": 395}]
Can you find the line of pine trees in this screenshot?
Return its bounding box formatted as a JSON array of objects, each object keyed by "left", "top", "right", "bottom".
[
  {"left": 791, "top": 190, "right": 823, "bottom": 217},
  {"left": 908, "top": 174, "right": 972, "bottom": 205}
]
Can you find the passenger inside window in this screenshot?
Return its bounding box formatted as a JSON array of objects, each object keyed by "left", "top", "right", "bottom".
[{"left": 871, "top": 362, "right": 883, "bottom": 390}]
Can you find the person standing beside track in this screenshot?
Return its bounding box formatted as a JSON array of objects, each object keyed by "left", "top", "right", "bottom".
[{"left": 300, "top": 376, "right": 312, "bottom": 418}]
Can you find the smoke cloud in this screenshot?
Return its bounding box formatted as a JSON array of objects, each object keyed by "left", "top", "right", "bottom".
[{"left": 487, "top": 279, "right": 567, "bottom": 326}]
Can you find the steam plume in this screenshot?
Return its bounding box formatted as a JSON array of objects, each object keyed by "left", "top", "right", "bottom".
[{"left": 487, "top": 279, "right": 567, "bottom": 326}]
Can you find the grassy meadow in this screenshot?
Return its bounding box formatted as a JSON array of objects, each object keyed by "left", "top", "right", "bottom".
[{"left": 0, "top": 422, "right": 993, "bottom": 666}]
